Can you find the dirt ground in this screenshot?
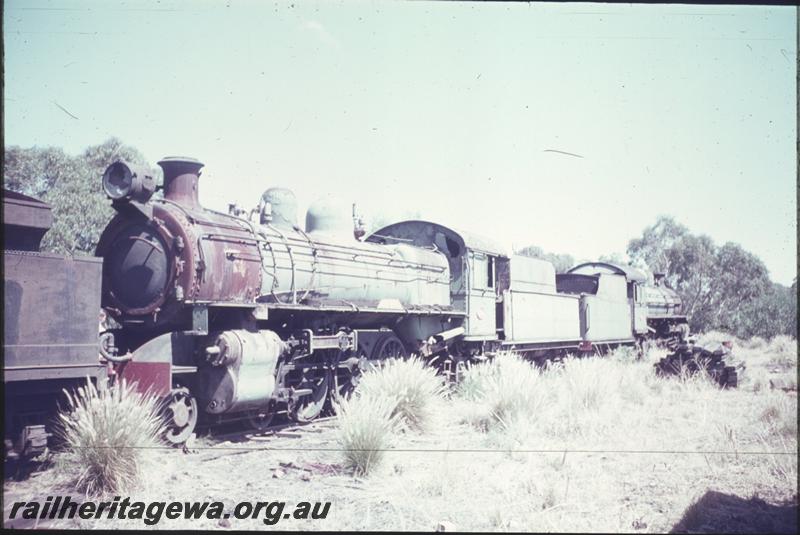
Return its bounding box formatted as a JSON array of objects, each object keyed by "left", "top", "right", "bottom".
[{"left": 3, "top": 342, "right": 798, "bottom": 532}]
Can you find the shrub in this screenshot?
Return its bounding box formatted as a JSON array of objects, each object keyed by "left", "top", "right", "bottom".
[
  {"left": 746, "top": 367, "right": 769, "bottom": 393},
  {"left": 743, "top": 335, "right": 768, "bottom": 351},
  {"left": 695, "top": 330, "right": 736, "bottom": 347},
  {"left": 356, "top": 357, "right": 445, "bottom": 433},
  {"left": 765, "top": 335, "right": 797, "bottom": 371},
  {"left": 55, "top": 379, "right": 165, "bottom": 495},
  {"left": 335, "top": 394, "right": 400, "bottom": 477},
  {"left": 610, "top": 345, "right": 638, "bottom": 363},
  {"left": 457, "top": 353, "right": 544, "bottom": 431}
]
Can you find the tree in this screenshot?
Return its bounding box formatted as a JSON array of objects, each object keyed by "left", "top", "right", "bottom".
[
  {"left": 627, "top": 215, "right": 689, "bottom": 275},
  {"left": 628, "top": 216, "right": 795, "bottom": 339},
  {"left": 598, "top": 252, "right": 628, "bottom": 266},
  {"left": 517, "top": 245, "right": 575, "bottom": 273},
  {"left": 3, "top": 146, "right": 81, "bottom": 198},
  {"left": 3, "top": 138, "right": 153, "bottom": 255}
]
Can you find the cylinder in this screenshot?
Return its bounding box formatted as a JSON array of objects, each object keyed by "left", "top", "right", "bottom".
[{"left": 197, "top": 329, "right": 287, "bottom": 415}]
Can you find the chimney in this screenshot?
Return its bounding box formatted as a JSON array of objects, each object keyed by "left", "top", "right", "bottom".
[{"left": 157, "top": 156, "right": 204, "bottom": 208}]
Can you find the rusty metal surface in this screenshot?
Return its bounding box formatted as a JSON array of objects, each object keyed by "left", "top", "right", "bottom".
[
  {"left": 98, "top": 156, "right": 262, "bottom": 318},
  {"left": 97, "top": 199, "right": 263, "bottom": 321},
  {"left": 117, "top": 361, "right": 173, "bottom": 396},
  {"left": 98, "top": 175, "right": 452, "bottom": 326},
  {"left": 158, "top": 156, "right": 205, "bottom": 209},
  {"left": 3, "top": 251, "right": 105, "bottom": 381},
  {"left": 116, "top": 331, "right": 198, "bottom": 395}
]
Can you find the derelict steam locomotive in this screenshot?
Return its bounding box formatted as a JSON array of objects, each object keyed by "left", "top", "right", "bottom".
[
  {"left": 3, "top": 155, "right": 693, "bottom": 455},
  {"left": 92, "top": 157, "right": 690, "bottom": 443}
]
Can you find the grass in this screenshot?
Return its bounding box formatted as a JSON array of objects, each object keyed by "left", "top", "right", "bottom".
[
  {"left": 335, "top": 357, "right": 444, "bottom": 476},
  {"left": 756, "top": 391, "right": 798, "bottom": 440},
  {"left": 54, "top": 379, "right": 165, "bottom": 496},
  {"left": 696, "top": 330, "right": 798, "bottom": 392},
  {"left": 765, "top": 335, "right": 799, "bottom": 371},
  {"left": 9, "top": 335, "right": 796, "bottom": 531},
  {"left": 334, "top": 393, "right": 400, "bottom": 477},
  {"left": 355, "top": 356, "right": 446, "bottom": 433},
  {"left": 456, "top": 352, "right": 545, "bottom": 431}
]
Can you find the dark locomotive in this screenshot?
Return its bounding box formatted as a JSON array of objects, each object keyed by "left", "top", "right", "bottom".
[
  {"left": 2, "top": 155, "right": 716, "bottom": 456},
  {"left": 3, "top": 191, "right": 107, "bottom": 460}
]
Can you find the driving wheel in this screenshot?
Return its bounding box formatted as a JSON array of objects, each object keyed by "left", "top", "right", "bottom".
[
  {"left": 371, "top": 333, "right": 408, "bottom": 365},
  {"left": 332, "top": 348, "right": 369, "bottom": 403},
  {"left": 246, "top": 404, "right": 276, "bottom": 432},
  {"left": 289, "top": 370, "right": 331, "bottom": 423},
  {"left": 163, "top": 387, "right": 198, "bottom": 445}
]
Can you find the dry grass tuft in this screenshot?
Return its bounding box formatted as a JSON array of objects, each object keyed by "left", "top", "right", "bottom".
[
  {"left": 335, "top": 357, "right": 445, "bottom": 476},
  {"left": 610, "top": 345, "right": 639, "bottom": 363},
  {"left": 55, "top": 379, "right": 165, "bottom": 496},
  {"left": 756, "top": 431, "right": 798, "bottom": 489},
  {"left": 765, "top": 335, "right": 798, "bottom": 371},
  {"left": 561, "top": 357, "right": 616, "bottom": 412},
  {"left": 357, "top": 356, "right": 446, "bottom": 433},
  {"left": 457, "top": 352, "right": 544, "bottom": 431},
  {"left": 756, "top": 392, "right": 798, "bottom": 440},
  {"left": 335, "top": 393, "right": 400, "bottom": 477}
]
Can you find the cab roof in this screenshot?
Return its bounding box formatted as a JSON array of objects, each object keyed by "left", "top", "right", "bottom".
[
  {"left": 367, "top": 220, "right": 509, "bottom": 257},
  {"left": 567, "top": 261, "right": 648, "bottom": 283}
]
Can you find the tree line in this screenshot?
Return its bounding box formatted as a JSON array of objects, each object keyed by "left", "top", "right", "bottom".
[
  {"left": 4, "top": 139, "right": 796, "bottom": 340},
  {"left": 518, "top": 216, "right": 797, "bottom": 340},
  {"left": 4, "top": 139, "right": 153, "bottom": 255}
]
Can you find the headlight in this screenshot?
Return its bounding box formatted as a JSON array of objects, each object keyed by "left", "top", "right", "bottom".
[
  {"left": 102, "top": 162, "right": 133, "bottom": 199},
  {"left": 102, "top": 161, "right": 156, "bottom": 203}
]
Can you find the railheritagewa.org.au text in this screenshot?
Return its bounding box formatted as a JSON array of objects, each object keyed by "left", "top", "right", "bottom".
[{"left": 8, "top": 496, "right": 331, "bottom": 526}]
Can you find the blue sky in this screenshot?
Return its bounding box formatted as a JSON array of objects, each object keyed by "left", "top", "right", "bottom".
[{"left": 4, "top": 1, "right": 797, "bottom": 284}]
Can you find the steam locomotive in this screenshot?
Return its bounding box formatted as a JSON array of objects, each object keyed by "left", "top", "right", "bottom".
[
  {"left": 3, "top": 155, "right": 690, "bottom": 454},
  {"left": 92, "top": 156, "right": 690, "bottom": 443}
]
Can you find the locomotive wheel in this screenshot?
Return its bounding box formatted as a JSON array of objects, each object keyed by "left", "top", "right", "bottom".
[
  {"left": 163, "top": 388, "right": 198, "bottom": 445},
  {"left": 289, "top": 370, "right": 331, "bottom": 423},
  {"left": 332, "top": 349, "right": 368, "bottom": 402},
  {"left": 371, "top": 333, "right": 408, "bottom": 364},
  {"left": 246, "top": 405, "right": 276, "bottom": 432}
]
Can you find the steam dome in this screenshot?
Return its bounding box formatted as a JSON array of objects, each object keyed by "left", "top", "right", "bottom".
[
  {"left": 260, "top": 187, "right": 298, "bottom": 229},
  {"left": 305, "top": 196, "right": 351, "bottom": 237}
]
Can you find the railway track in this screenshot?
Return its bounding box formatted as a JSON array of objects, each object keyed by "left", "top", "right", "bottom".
[{"left": 191, "top": 416, "right": 338, "bottom": 462}]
